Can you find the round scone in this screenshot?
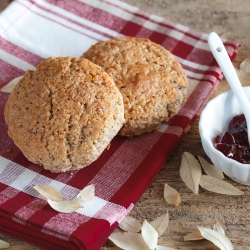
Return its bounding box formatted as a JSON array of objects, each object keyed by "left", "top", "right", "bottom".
[
  {"left": 4, "top": 57, "right": 124, "bottom": 173},
  {"left": 83, "top": 37, "right": 188, "bottom": 137}
]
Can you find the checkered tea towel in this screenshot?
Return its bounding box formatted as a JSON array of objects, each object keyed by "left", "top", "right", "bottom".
[{"left": 0, "top": 0, "right": 240, "bottom": 249}]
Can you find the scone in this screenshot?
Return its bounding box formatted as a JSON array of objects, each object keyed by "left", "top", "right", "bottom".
[
  {"left": 83, "top": 37, "right": 188, "bottom": 137},
  {"left": 4, "top": 57, "right": 124, "bottom": 173}
]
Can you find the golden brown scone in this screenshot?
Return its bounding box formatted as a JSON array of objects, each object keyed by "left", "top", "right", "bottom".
[
  {"left": 4, "top": 57, "right": 124, "bottom": 173},
  {"left": 83, "top": 37, "right": 189, "bottom": 137}
]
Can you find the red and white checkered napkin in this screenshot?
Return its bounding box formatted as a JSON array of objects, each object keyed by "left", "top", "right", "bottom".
[{"left": 0, "top": 0, "right": 240, "bottom": 249}]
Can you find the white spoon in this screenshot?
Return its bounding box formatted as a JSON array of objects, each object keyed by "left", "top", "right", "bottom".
[{"left": 208, "top": 32, "right": 250, "bottom": 145}]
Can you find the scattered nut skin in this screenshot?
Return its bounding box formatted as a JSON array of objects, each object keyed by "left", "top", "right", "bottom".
[{"left": 106, "top": 143, "right": 111, "bottom": 150}]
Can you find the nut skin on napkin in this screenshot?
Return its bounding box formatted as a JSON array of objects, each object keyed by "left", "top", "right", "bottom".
[{"left": 0, "top": 0, "right": 240, "bottom": 249}]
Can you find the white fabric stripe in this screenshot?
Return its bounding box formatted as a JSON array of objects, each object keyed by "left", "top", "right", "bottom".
[
  {"left": 177, "top": 108, "right": 197, "bottom": 120},
  {"left": 175, "top": 23, "right": 189, "bottom": 32},
  {"left": 76, "top": 196, "right": 107, "bottom": 217},
  {"left": 79, "top": 0, "right": 211, "bottom": 51},
  {"left": 49, "top": 180, "right": 68, "bottom": 193},
  {"left": 103, "top": 0, "right": 140, "bottom": 13},
  {"left": 0, "top": 157, "right": 9, "bottom": 175},
  {"left": 186, "top": 79, "right": 199, "bottom": 99},
  {"left": 225, "top": 45, "right": 236, "bottom": 57},
  {"left": 176, "top": 56, "right": 224, "bottom": 83},
  {"left": 0, "top": 1, "right": 32, "bottom": 36},
  {"left": 11, "top": 168, "right": 38, "bottom": 191},
  {"left": 185, "top": 69, "right": 219, "bottom": 82},
  {"left": 158, "top": 124, "right": 184, "bottom": 137},
  {"left": 0, "top": 159, "right": 26, "bottom": 185},
  {"left": 79, "top": 0, "right": 134, "bottom": 22},
  {"left": 19, "top": 0, "right": 108, "bottom": 41},
  {"left": 0, "top": 156, "right": 131, "bottom": 225},
  {"left": 175, "top": 55, "right": 217, "bottom": 71},
  {"left": 168, "top": 29, "right": 184, "bottom": 42},
  {"left": 0, "top": 49, "right": 35, "bottom": 71},
  {"left": 35, "top": 0, "right": 121, "bottom": 38},
  {"left": 41, "top": 202, "right": 133, "bottom": 237},
  {"left": 2, "top": 1, "right": 96, "bottom": 58},
  {"left": 166, "top": 126, "right": 184, "bottom": 137}
]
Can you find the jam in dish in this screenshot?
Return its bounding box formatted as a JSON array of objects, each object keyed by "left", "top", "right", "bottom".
[{"left": 214, "top": 114, "right": 250, "bottom": 164}]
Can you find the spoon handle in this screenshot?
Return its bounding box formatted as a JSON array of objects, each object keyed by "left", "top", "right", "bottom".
[{"left": 208, "top": 32, "right": 250, "bottom": 117}]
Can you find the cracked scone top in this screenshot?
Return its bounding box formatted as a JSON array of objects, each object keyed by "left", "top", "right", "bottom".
[
  {"left": 83, "top": 37, "right": 189, "bottom": 137},
  {"left": 4, "top": 57, "right": 124, "bottom": 173}
]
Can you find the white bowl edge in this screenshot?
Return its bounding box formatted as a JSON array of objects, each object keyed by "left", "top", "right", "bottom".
[{"left": 199, "top": 86, "right": 250, "bottom": 185}]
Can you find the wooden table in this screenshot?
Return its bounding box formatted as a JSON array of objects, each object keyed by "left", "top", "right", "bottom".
[{"left": 1, "top": 0, "right": 250, "bottom": 249}]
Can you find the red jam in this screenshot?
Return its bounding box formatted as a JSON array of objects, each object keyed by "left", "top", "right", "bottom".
[{"left": 214, "top": 114, "right": 250, "bottom": 164}]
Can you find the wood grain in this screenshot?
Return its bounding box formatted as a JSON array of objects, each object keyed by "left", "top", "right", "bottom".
[{"left": 1, "top": 0, "right": 250, "bottom": 249}]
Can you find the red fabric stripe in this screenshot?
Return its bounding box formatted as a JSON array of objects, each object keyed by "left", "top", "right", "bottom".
[
  {"left": 172, "top": 41, "right": 198, "bottom": 61},
  {"left": 181, "top": 81, "right": 216, "bottom": 117},
  {"left": 27, "top": 204, "right": 60, "bottom": 227},
  {"left": 0, "top": 62, "right": 23, "bottom": 158},
  {"left": 0, "top": 37, "right": 43, "bottom": 66},
  {"left": 0, "top": 184, "right": 37, "bottom": 217},
  {"left": 186, "top": 47, "right": 216, "bottom": 65},
  {"left": 187, "top": 76, "right": 214, "bottom": 83},
  {"left": 224, "top": 41, "right": 240, "bottom": 51},
  {"left": 120, "top": 21, "right": 143, "bottom": 36},
  {"left": 0, "top": 59, "right": 24, "bottom": 87},
  {"left": 0, "top": 215, "right": 78, "bottom": 250},
  {"left": 169, "top": 115, "right": 191, "bottom": 129},
  {"left": 72, "top": 218, "right": 116, "bottom": 250},
  {"left": 149, "top": 31, "right": 169, "bottom": 45},
  {"left": 99, "top": 0, "right": 206, "bottom": 42},
  {"left": 108, "top": 134, "right": 179, "bottom": 206},
  {"left": 182, "top": 65, "right": 221, "bottom": 76}
]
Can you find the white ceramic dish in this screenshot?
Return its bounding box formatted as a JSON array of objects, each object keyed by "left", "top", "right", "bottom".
[{"left": 199, "top": 86, "right": 250, "bottom": 185}]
